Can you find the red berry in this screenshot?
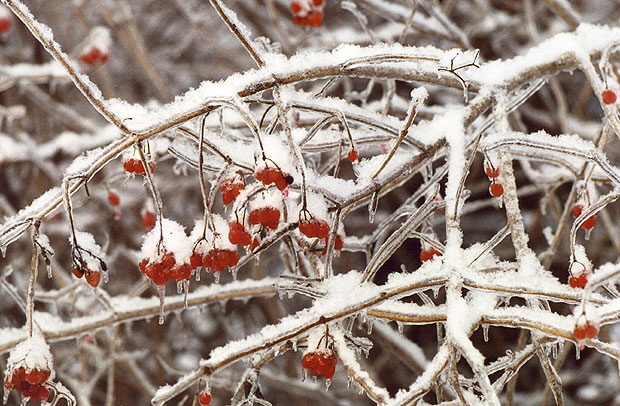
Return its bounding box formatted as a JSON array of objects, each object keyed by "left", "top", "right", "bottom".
[
  {"left": 202, "top": 253, "right": 213, "bottom": 269},
  {"left": 309, "top": 11, "right": 323, "bottom": 26},
  {"left": 584, "top": 324, "right": 599, "bottom": 339},
  {"left": 100, "top": 53, "right": 109, "bottom": 63},
  {"left": 107, "top": 191, "right": 120, "bottom": 207},
  {"left": 84, "top": 269, "right": 101, "bottom": 287},
  {"left": 250, "top": 237, "right": 261, "bottom": 251},
  {"left": 162, "top": 252, "right": 175, "bottom": 269},
  {"left": 0, "top": 17, "right": 12, "bottom": 33},
  {"left": 312, "top": 0, "right": 324, "bottom": 5},
  {"left": 602, "top": 89, "right": 617, "bottom": 105},
  {"left": 25, "top": 369, "right": 51, "bottom": 385},
  {"left": 71, "top": 265, "right": 84, "bottom": 279},
  {"left": 572, "top": 204, "right": 583, "bottom": 218},
  {"left": 198, "top": 391, "right": 212, "bottom": 405},
  {"left": 142, "top": 211, "right": 156, "bottom": 230},
  {"left": 581, "top": 215, "right": 597, "bottom": 230},
  {"left": 489, "top": 182, "right": 504, "bottom": 197},
  {"left": 347, "top": 149, "right": 359, "bottom": 162},
  {"left": 123, "top": 159, "right": 135, "bottom": 173},
  {"left": 290, "top": 2, "right": 302, "bottom": 13},
  {"left": 334, "top": 235, "right": 344, "bottom": 251},
  {"left": 568, "top": 273, "right": 588, "bottom": 288},
  {"left": 190, "top": 253, "right": 203, "bottom": 269},
  {"left": 420, "top": 247, "right": 440, "bottom": 262},
  {"left": 301, "top": 352, "right": 316, "bottom": 369}
]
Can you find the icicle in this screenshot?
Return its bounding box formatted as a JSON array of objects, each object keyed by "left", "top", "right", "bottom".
[
  {"left": 183, "top": 280, "right": 190, "bottom": 309},
  {"left": 254, "top": 253, "right": 261, "bottom": 267},
  {"left": 585, "top": 228, "right": 592, "bottom": 241},
  {"left": 46, "top": 264, "right": 53, "bottom": 279},
  {"left": 287, "top": 291, "right": 294, "bottom": 299},
  {"left": 368, "top": 191, "right": 379, "bottom": 223},
  {"left": 302, "top": 368, "right": 307, "bottom": 382},
  {"left": 397, "top": 321, "right": 403, "bottom": 335},
  {"left": 366, "top": 319, "right": 374, "bottom": 334},
  {"left": 4, "top": 388, "right": 10, "bottom": 404},
  {"left": 292, "top": 340, "right": 298, "bottom": 352},
  {"left": 278, "top": 290, "right": 285, "bottom": 300},
  {"left": 195, "top": 268, "right": 201, "bottom": 282},
  {"left": 575, "top": 345, "right": 581, "bottom": 360},
  {"left": 102, "top": 270, "right": 109, "bottom": 284},
  {"left": 214, "top": 272, "right": 221, "bottom": 283},
  {"left": 157, "top": 285, "right": 166, "bottom": 325},
  {"left": 551, "top": 342, "right": 558, "bottom": 360},
  {"left": 497, "top": 196, "right": 503, "bottom": 209},
  {"left": 1, "top": 245, "right": 6, "bottom": 258},
  {"left": 325, "top": 379, "right": 332, "bottom": 391},
  {"left": 362, "top": 345, "right": 370, "bottom": 358},
  {"left": 19, "top": 397, "right": 27, "bottom": 406},
  {"left": 347, "top": 375, "right": 353, "bottom": 389},
  {"left": 176, "top": 280, "right": 183, "bottom": 294},
  {"left": 231, "top": 267, "right": 238, "bottom": 281},
  {"left": 360, "top": 311, "right": 367, "bottom": 324},
  {"left": 432, "top": 286, "right": 440, "bottom": 299},
  {"left": 482, "top": 324, "right": 489, "bottom": 342}
]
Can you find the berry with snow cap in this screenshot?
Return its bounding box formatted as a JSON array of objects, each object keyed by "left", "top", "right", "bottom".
[
  {"left": 573, "top": 304, "right": 600, "bottom": 350},
  {"left": 4, "top": 336, "right": 54, "bottom": 403}
]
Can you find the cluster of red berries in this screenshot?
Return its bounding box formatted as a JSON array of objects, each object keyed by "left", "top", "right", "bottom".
[
  {"left": 255, "top": 166, "right": 293, "bottom": 191},
  {"left": 71, "top": 264, "right": 102, "bottom": 287},
  {"left": 568, "top": 261, "right": 591, "bottom": 288},
  {"left": 301, "top": 348, "right": 337, "bottom": 379},
  {"left": 123, "top": 158, "right": 156, "bottom": 176},
  {"left": 198, "top": 391, "right": 212, "bottom": 405},
  {"left": 572, "top": 204, "right": 597, "bottom": 230},
  {"left": 249, "top": 207, "right": 281, "bottom": 230},
  {"left": 139, "top": 252, "right": 192, "bottom": 285},
  {"left": 602, "top": 89, "right": 617, "bottom": 105},
  {"left": 228, "top": 221, "right": 252, "bottom": 246},
  {"left": 420, "top": 246, "right": 441, "bottom": 262},
  {"left": 290, "top": 0, "right": 325, "bottom": 26},
  {"left": 220, "top": 178, "right": 245, "bottom": 205},
  {"left": 299, "top": 217, "right": 330, "bottom": 239},
  {"left": 4, "top": 367, "right": 51, "bottom": 402},
  {"left": 190, "top": 245, "right": 240, "bottom": 273},
  {"left": 485, "top": 163, "right": 504, "bottom": 198},
  {"left": 573, "top": 320, "right": 599, "bottom": 346},
  {"left": 79, "top": 46, "right": 110, "bottom": 66}
]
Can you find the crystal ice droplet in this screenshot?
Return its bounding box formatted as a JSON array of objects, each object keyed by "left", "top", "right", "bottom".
[
  {"left": 214, "top": 272, "right": 220, "bottom": 283},
  {"left": 482, "top": 324, "right": 489, "bottom": 342},
  {"left": 325, "top": 379, "right": 332, "bottom": 391},
  {"left": 195, "top": 268, "right": 201, "bottom": 282},
  {"left": 176, "top": 280, "right": 183, "bottom": 294},
  {"left": 397, "top": 321, "right": 403, "bottom": 335}
]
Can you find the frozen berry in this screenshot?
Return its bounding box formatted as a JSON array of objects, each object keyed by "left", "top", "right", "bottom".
[
  {"left": 198, "top": 391, "right": 212, "bottom": 405},
  {"left": 602, "top": 89, "right": 617, "bottom": 105},
  {"left": 347, "top": 149, "right": 359, "bottom": 162},
  {"left": 84, "top": 269, "right": 101, "bottom": 287},
  {"left": 142, "top": 211, "right": 156, "bottom": 230},
  {"left": 489, "top": 182, "right": 504, "bottom": 197},
  {"left": 569, "top": 273, "right": 588, "bottom": 288},
  {"left": 420, "top": 246, "right": 441, "bottom": 262},
  {"left": 107, "top": 191, "right": 120, "bottom": 207}
]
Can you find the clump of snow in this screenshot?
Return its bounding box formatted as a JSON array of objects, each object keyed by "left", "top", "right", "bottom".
[
  {"left": 141, "top": 218, "right": 192, "bottom": 264},
  {"left": 6, "top": 335, "right": 54, "bottom": 377}
]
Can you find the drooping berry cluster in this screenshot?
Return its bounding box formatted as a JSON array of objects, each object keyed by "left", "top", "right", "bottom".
[
  {"left": 123, "top": 158, "right": 156, "bottom": 176},
  {"left": 573, "top": 305, "right": 600, "bottom": 350},
  {"left": 485, "top": 162, "right": 504, "bottom": 198},
  {"left": 249, "top": 207, "right": 281, "bottom": 230},
  {"left": 290, "top": 0, "right": 325, "bottom": 26},
  {"left": 4, "top": 336, "right": 54, "bottom": 404},
  {"left": 299, "top": 217, "right": 330, "bottom": 239},
  {"left": 229, "top": 221, "right": 252, "bottom": 246},
  {"left": 4, "top": 367, "right": 51, "bottom": 402},
  {"left": 190, "top": 217, "right": 241, "bottom": 274},
  {"left": 301, "top": 348, "right": 337, "bottom": 379},
  {"left": 139, "top": 252, "right": 192, "bottom": 286},
  {"left": 568, "top": 261, "right": 591, "bottom": 288},
  {"left": 255, "top": 166, "right": 294, "bottom": 191},
  {"left": 71, "top": 264, "right": 102, "bottom": 287}
]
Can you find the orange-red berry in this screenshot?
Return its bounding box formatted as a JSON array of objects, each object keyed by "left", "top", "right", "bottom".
[
  {"left": 107, "top": 192, "right": 120, "bottom": 207},
  {"left": 569, "top": 273, "right": 588, "bottom": 288},
  {"left": 198, "top": 391, "right": 212, "bottom": 405},
  {"left": 0, "top": 17, "right": 12, "bottom": 33},
  {"left": 347, "top": 150, "right": 359, "bottom": 162},
  {"left": 602, "top": 89, "right": 617, "bottom": 105},
  {"left": 489, "top": 182, "right": 504, "bottom": 197}
]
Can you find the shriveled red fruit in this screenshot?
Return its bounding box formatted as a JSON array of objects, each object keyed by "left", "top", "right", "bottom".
[
  {"left": 25, "top": 369, "right": 51, "bottom": 385},
  {"left": 162, "top": 252, "right": 176, "bottom": 269},
  {"left": 569, "top": 273, "right": 588, "bottom": 288},
  {"left": 420, "top": 247, "right": 441, "bottom": 262},
  {"left": 308, "top": 11, "right": 323, "bottom": 26},
  {"left": 347, "top": 149, "right": 359, "bottom": 162},
  {"left": 84, "top": 270, "right": 101, "bottom": 287},
  {"left": 229, "top": 221, "right": 252, "bottom": 246},
  {"left": 0, "top": 17, "right": 11, "bottom": 33},
  {"left": 489, "top": 182, "right": 504, "bottom": 197},
  {"left": 334, "top": 235, "right": 344, "bottom": 251},
  {"left": 142, "top": 211, "right": 156, "bottom": 230},
  {"left": 107, "top": 191, "right": 120, "bottom": 206},
  {"left": 198, "top": 391, "right": 212, "bottom": 405},
  {"left": 71, "top": 265, "right": 84, "bottom": 279},
  {"left": 602, "top": 89, "right": 617, "bottom": 105},
  {"left": 4, "top": 367, "right": 51, "bottom": 402}
]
